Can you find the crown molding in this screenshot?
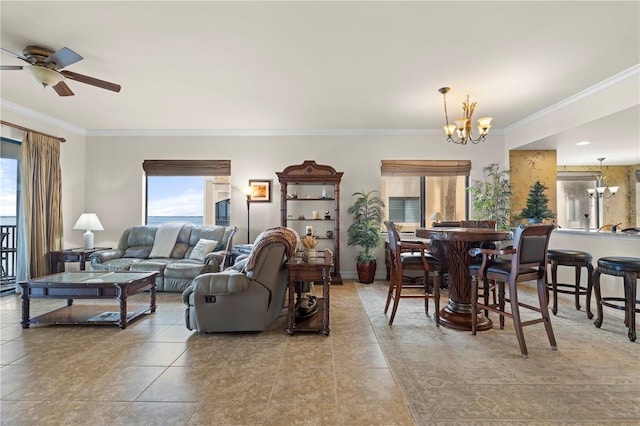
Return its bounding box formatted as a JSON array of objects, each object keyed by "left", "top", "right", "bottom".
[
  {"left": 86, "top": 128, "right": 446, "bottom": 137},
  {"left": 0, "top": 99, "right": 86, "bottom": 136},
  {"left": 4, "top": 65, "right": 635, "bottom": 138},
  {"left": 503, "top": 64, "right": 640, "bottom": 134}
]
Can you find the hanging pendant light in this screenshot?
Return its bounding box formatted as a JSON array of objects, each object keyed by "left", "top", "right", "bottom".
[{"left": 438, "top": 87, "right": 492, "bottom": 145}]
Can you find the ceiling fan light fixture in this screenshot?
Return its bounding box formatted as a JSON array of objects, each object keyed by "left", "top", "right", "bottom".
[{"left": 24, "top": 65, "right": 64, "bottom": 88}]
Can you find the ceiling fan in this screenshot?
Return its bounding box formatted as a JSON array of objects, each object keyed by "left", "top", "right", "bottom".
[{"left": 0, "top": 45, "right": 121, "bottom": 96}]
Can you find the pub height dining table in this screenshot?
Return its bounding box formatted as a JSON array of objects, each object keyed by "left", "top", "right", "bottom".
[{"left": 415, "top": 227, "right": 511, "bottom": 331}]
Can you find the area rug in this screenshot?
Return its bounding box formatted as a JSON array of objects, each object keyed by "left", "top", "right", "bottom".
[{"left": 356, "top": 281, "right": 640, "bottom": 425}]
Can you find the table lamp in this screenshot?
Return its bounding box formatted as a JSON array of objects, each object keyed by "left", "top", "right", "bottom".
[
  {"left": 73, "top": 213, "right": 104, "bottom": 250},
  {"left": 430, "top": 212, "right": 444, "bottom": 223}
]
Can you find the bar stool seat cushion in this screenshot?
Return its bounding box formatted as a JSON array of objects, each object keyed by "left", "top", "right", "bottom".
[
  {"left": 547, "top": 249, "right": 592, "bottom": 263},
  {"left": 597, "top": 257, "right": 640, "bottom": 272}
]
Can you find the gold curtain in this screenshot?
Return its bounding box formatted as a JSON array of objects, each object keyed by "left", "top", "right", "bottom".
[{"left": 21, "top": 132, "right": 63, "bottom": 278}]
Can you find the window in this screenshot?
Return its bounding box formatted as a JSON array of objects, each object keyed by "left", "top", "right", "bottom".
[
  {"left": 1, "top": 137, "right": 21, "bottom": 287},
  {"left": 389, "top": 197, "right": 420, "bottom": 223},
  {"left": 381, "top": 160, "right": 470, "bottom": 232},
  {"left": 143, "top": 160, "right": 231, "bottom": 226},
  {"left": 556, "top": 172, "right": 599, "bottom": 229}
]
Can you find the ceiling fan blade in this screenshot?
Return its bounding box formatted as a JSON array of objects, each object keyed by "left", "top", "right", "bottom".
[
  {"left": 1, "top": 47, "right": 27, "bottom": 61},
  {"left": 0, "top": 65, "right": 23, "bottom": 70},
  {"left": 44, "top": 47, "right": 83, "bottom": 69},
  {"left": 53, "top": 81, "right": 74, "bottom": 97},
  {"left": 60, "top": 70, "right": 121, "bottom": 93}
]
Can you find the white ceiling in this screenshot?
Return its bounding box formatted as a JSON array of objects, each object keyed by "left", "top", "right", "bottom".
[{"left": 1, "top": 1, "right": 638, "bottom": 165}]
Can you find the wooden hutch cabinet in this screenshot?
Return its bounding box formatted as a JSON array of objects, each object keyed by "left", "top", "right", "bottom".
[{"left": 276, "top": 161, "right": 343, "bottom": 284}]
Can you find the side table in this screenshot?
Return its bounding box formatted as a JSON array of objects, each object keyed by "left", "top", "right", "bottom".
[
  {"left": 286, "top": 254, "right": 333, "bottom": 336},
  {"left": 50, "top": 248, "right": 111, "bottom": 274}
]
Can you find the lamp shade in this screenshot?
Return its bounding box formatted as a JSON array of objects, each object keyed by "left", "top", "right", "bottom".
[
  {"left": 73, "top": 213, "right": 104, "bottom": 231},
  {"left": 429, "top": 212, "right": 444, "bottom": 222}
]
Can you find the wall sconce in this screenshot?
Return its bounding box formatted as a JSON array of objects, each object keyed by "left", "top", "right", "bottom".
[{"left": 73, "top": 213, "right": 104, "bottom": 250}]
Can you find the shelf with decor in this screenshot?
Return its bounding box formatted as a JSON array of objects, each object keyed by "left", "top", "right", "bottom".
[{"left": 277, "top": 160, "right": 343, "bottom": 284}]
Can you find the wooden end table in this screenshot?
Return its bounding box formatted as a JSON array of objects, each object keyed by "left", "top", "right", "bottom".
[
  {"left": 20, "top": 271, "right": 157, "bottom": 329},
  {"left": 50, "top": 247, "right": 111, "bottom": 273},
  {"left": 286, "top": 256, "right": 333, "bottom": 336}
]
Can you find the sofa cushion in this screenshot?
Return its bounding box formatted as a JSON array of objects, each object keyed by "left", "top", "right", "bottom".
[
  {"left": 130, "top": 260, "right": 168, "bottom": 275},
  {"left": 189, "top": 238, "right": 218, "bottom": 262},
  {"left": 123, "top": 248, "right": 151, "bottom": 258},
  {"left": 165, "top": 261, "right": 208, "bottom": 279},
  {"left": 91, "top": 258, "right": 142, "bottom": 271}
]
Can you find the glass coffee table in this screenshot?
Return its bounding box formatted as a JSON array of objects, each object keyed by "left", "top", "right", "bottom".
[{"left": 20, "top": 271, "right": 157, "bottom": 329}]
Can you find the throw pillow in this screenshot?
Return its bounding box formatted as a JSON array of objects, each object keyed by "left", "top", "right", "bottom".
[{"left": 189, "top": 238, "right": 218, "bottom": 262}]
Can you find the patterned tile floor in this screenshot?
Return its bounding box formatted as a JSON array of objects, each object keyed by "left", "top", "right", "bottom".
[{"left": 0, "top": 280, "right": 638, "bottom": 425}]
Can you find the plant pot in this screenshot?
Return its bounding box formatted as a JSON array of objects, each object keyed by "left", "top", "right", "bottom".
[
  {"left": 357, "top": 260, "right": 376, "bottom": 284},
  {"left": 528, "top": 218, "right": 540, "bottom": 224}
]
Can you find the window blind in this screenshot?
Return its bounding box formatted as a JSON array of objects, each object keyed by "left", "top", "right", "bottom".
[
  {"left": 380, "top": 160, "right": 471, "bottom": 176},
  {"left": 142, "top": 160, "right": 231, "bottom": 176}
]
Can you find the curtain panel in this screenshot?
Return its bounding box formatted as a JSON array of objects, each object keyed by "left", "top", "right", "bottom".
[
  {"left": 19, "top": 132, "right": 63, "bottom": 280},
  {"left": 380, "top": 160, "right": 471, "bottom": 176}
]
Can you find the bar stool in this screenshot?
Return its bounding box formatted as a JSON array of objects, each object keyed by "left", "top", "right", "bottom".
[
  {"left": 593, "top": 257, "right": 640, "bottom": 342},
  {"left": 546, "top": 249, "right": 593, "bottom": 318}
]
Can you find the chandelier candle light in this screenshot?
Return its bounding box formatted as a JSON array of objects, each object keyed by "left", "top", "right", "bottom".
[
  {"left": 438, "top": 87, "right": 492, "bottom": 145},
  {"left": 587, "top": 158, "right": 619, "bottom": 199},
  {"left": 73, "top": 213, "right": 104, "bottom": 250}
]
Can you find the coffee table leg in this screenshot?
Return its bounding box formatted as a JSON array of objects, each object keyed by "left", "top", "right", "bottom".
[
  {"left": 118, "top": 285, "right": 128, "bottom": 329},
  {"left": 150, "top": 282, "right": 157, "bottom": 313},
  {"left": 21, "top": 287, "right": 30, "bottom": 329}
]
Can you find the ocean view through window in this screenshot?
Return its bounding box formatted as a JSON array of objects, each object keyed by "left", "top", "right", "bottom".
[{"left": 145, "top": 171, "right": 231, "bottom": 226}]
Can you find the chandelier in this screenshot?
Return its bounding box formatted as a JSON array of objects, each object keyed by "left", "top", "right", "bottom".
[
  {"left": 438, "top": 87, "right": 492, "bottom": 145},
  {"left": 587, "top": 157, "right": 618, "bottom": 199}
]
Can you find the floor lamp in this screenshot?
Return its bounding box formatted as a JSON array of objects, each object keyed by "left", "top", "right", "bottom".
[{"left": 242, "top": 186, "right": 253, "bottom": 243}]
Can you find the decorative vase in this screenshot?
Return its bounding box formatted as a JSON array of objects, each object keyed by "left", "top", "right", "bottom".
[
  {"left": 357, "top": 260, "right": 376, "bottom": 284},
  {"left": 303, "top": 249, "right": 317, "bottom": 263}
]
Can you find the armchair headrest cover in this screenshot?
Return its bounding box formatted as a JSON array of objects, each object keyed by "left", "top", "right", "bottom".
[{"left": 245, "top": 226, "right": 299, "bottom": 271}]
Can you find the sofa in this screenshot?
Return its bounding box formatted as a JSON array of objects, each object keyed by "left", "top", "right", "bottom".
[
  {"left": 183, "top": 226, "right": 298, "bottom": 332},
  {"left": 89, "top": 224, "right": 237, "bottom": 292}
]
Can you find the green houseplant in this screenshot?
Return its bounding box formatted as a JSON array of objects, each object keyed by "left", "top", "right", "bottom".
[
  {"left": 518, "top": 180, "right": 555, "bottom": 223},
  {"left": 467, "top": 163, "right": 513, "bottom": 230},
  {"left": 347, "top": 190, "right": 385, "bottom": 284}
]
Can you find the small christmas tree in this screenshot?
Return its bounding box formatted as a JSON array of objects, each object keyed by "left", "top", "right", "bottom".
[{"left": 519, "top": 181, "right": 555, "bottom": 223}]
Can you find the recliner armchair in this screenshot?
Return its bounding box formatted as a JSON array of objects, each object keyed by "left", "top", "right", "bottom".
[{"left": 183, "top": 226, "right": 298, "bottom": 332}]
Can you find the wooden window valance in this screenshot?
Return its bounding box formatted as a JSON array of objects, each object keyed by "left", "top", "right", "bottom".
[
  {"left": 380, "top": 160, "right": 471, "bottom": 177},
  {"left": 142, "top": 160, "right": 231, "bottom": 176}
]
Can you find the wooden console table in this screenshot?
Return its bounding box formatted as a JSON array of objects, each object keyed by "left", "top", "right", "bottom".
[{"left": 286, "top": 255, "right": 333, "bottom": 335}]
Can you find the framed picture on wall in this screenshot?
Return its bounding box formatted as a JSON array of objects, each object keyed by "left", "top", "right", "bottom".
[{"left": 249, "top": 179, "right": 272, "bottom": 202}]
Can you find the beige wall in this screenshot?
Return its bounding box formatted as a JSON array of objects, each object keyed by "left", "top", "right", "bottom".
[{"left": 82, "top": 134, "right": 506, "bottom": 279}]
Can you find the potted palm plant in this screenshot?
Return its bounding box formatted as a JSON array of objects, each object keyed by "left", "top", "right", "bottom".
[
  {"left": 347, "top": 190, "right": 385, "bottom": 283},
  {"left": 467, "top": 163, "right": 513, "bottom": 230}
]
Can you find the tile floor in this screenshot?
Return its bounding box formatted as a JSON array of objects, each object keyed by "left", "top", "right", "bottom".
[{"left": 0, "top": 280, "right": 638, "bottom": 425}]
